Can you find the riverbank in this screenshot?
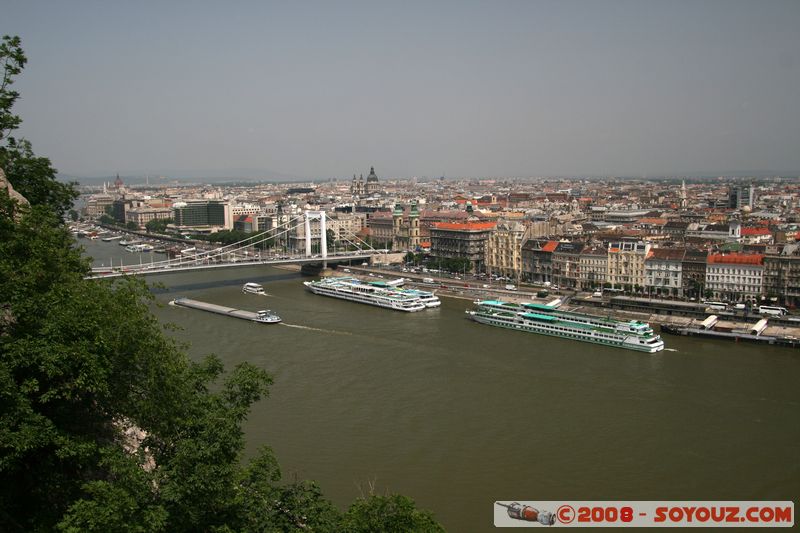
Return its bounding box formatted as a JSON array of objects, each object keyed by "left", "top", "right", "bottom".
[{"left": 339, "top": 265, "right": 800, "bottom": 347}]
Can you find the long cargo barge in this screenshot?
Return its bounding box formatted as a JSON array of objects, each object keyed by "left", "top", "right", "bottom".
[{"left": 170, "top": 297, "right": 281, "bottom": 323}]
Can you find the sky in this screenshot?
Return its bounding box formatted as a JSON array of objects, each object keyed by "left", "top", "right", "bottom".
[{"left": 3, "top": 0, "right": 800, "bottom": 179}]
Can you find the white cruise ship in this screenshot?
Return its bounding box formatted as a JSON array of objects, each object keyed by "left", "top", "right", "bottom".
[
  {"left": 467, "top": 300, "right": 664, "bottom": 353},
  {"left": 304, "top": 277, "right": 426, "bottom": 312},
  {"left": 394, "top": 288, "right": 441, "bottom": 308}
]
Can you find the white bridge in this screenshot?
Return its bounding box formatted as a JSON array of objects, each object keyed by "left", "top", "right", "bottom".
[{"left": 88, "top": 210, "right": 384, "bottom": 279}]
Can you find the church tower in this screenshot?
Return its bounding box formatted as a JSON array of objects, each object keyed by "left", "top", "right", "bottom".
[
  {"left": 680, "top": 180, "right": 688, "bottom": 209},
  {"left": 409, "top": 200, "right": 420, "bottom": 250},
  {"left": 392, "top": 202, "right": 404, "bottom": 251}
]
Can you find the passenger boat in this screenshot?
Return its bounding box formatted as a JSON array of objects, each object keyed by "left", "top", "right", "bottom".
[
  {"left": 466, "top": 300, "right": 665, "bottom": 353},
  {"left": 395, "top": 288, "right": 441, "bottom": 308},
  {"left": 303, "top": 277, "right": 426, "bottom": 312},
  {"left": 242, "top": 282, "right": 265, "bottom": 295},
  {"left": 126, "top": 243, "right": 154, "bottom": 252}
]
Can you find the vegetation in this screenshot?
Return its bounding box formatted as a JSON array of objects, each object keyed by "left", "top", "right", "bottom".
[
  {"left": 145, "top": 217, "right": 172, "bottom": 234},
  {"left": 194, "top": 229, "right": 274, "bottom": 249},
  {"left": 0, "top": 35, "right": 443, "bottom": 532}
]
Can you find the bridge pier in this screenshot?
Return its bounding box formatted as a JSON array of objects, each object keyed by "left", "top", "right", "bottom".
[{"left": 304, "top": 210, "right": 327, "bottom": 269}]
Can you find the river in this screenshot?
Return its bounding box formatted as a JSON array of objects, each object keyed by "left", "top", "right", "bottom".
[{"left": 80, "top": 238, "right": 800, "bottom": 531}]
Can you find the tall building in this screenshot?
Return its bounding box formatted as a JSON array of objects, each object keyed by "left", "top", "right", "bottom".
[
  {"left": 607, "top": 241, "right": 651, "bottom": 290},
  {"left": 430, "top": 221, "right": 496, "bottom": 273},
  {"left": 521, "top": 239, "right": 557, "bottom": 283},
  {"left": 763, "top": 243, "right": 800, "bottom": 306},
  {"left": 173, "top": 200, "right": 232, "bottom": 230},
  {"left": 729, "top": 184, "right": 755, "bottom": 209},
  {"left": 390, "top": 201, "right": 421, "bottom": 251},
  {"left": 485, "top": 221, "right": 525, "bottom": 280}
]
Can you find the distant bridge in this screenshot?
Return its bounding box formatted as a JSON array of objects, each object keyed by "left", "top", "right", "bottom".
[{"left": 86, "top": 210, "right": 385, "bottom": 279}]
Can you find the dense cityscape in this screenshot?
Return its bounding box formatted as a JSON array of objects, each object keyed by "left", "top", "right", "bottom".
[
  {"left": 82, "top": 170, "right": 800, "bottom": 307},
  {"left": 5, "top": 1, "right": 799, "bottom": 530}
]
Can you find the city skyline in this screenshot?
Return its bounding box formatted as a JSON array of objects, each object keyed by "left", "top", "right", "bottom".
[{"left": 4, "top": 0, "right": 800, "bottom": 179}]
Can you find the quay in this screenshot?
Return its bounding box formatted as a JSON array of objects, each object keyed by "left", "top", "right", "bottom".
[{"left": 170, "top": 298, "right": 281, "bottom": 324}]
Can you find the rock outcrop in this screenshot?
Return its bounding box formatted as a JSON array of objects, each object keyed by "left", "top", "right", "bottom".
[{"left": 0, "top": 167, "right": 29, "bottom": 206}]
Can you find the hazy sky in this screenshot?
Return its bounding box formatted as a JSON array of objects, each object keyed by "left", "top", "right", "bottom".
[{"left": 3, "top": 0, "right": 800, "bottom": 179}]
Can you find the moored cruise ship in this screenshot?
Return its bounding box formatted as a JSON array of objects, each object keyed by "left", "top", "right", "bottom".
[
  {"left": 304, "top": 277, "right": 426, "bottom": 312},
  {"left": 394, "top": 288, "right": 441, "bottom": 308},
  {"left": 466, "top": 300, "right": 664, "bottom": 353}
]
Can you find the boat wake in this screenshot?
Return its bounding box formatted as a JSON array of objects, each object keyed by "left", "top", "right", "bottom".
[
  {"left": 663, "top": 348, "right": 678, "bottom": 352},
  {"left": 279, "top": 323, "right": 351, "bottom": 335}
]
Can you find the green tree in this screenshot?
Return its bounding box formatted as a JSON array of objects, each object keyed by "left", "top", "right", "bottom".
[
  {"left": 68, "top": 208, "right": 78, "bottom": 221},
  {"left": 343, "top": 494, "right": 445, "bottom": 533},
  {"left": 0, "top": 35, "right": 26, "bottom": 142},
  {"left": 1, "top": 37, "right": 76, "bottom": 217},
  {"left": 125, "top": 221, "right": 139, "bottom": 231},
  {"left": 145, "top": 217, "right": 172, "bottom": 234}
]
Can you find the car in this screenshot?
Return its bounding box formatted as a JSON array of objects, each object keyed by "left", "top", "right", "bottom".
[
  {"left": 592, "top": 291, "right": 603, "bottom": 298},
  {"left": 342, "top": 268, "right": 351, "bottom": 273}
]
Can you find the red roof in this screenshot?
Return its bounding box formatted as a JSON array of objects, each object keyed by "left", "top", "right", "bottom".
[
  {"left": 741, "top": 227, "right": 771, "bottom": 236},
  {"left": 707, "top": 253, "right": 764, "bottom": 265},
  {"left": 432, "top": 221, "right": 497, "bottom": 231},
  {"left": 542, "top": 241, "right": 559, "bottom": 252}
]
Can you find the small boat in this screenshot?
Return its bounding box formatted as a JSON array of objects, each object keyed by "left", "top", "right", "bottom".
[
  {"left": 242, "top": 282, "right": 265, "bottom": 295},
  {"left": 254, "top": 310, "right": 281, "bottom": 323}
]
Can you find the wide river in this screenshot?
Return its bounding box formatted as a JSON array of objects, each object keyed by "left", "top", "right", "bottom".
[{"left": 83, "top": 240, "right": 799, "bottom": 531}]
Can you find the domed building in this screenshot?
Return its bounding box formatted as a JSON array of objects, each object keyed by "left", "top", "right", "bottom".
[
  {"left": 365, "top": 166, "right": 380, "bottom": 195},
  {"left": 351, "top": 166, "right": 381, "bottom": 196}
]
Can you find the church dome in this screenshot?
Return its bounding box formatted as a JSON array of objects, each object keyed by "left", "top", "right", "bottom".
[{"left": 366, "top": 166, "right": 379, "bottom": 182}]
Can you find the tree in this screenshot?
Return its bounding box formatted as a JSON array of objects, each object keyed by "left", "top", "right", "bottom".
[
  {"left": 125, "top": 221, "right": 139, "bottom": 231},
  {"left": 342, "top": 494, "right": 445, "bottom": 533},
  {"left": 145, "top": 218, "right": 172, "bottom": 234},
  {"left": 1, "top": 37, "right": 76, "bottom": 218},
  {"left": 68, "top": 209, "right": 79, "bottom": 221},
  {"left": 0, "top": 35, "right": 26, "bottom": 143}
]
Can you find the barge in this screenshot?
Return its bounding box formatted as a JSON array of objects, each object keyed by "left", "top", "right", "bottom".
[{"left": 171, "top": 297, "right": 281, "bottom": 323}]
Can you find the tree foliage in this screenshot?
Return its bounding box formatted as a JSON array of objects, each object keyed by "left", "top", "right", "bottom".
[
  {"left": 145, "top": 217, "right": 172, "bottom": 234},
  {"left": 0, "top": 36, "right": 76, "bottom": 218},
  {"left": 194, "top": 229, "right": 273, "bottom": 249},
  {"left": 0, "top": 35, "right": 26, "bottom": 142}
]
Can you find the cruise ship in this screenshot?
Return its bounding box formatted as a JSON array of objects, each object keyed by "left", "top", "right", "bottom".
[
  {"left": 304, "top": 277, "right": 426, "bottom": 312},
  {"left": 395, "top": 288, "right": 441, "bottom": 308},
  {"left": 466, "top": 300, "right": 665, "bottom": 353}
]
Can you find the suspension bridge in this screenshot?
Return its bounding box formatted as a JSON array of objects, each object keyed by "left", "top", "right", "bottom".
[{"left": 87, "top": 211, "right": 385, "bottom": 279}]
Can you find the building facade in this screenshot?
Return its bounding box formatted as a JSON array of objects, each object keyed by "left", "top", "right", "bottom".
[
  {"left": 762, "top": 243, "right": 800, "bottom": 307},
  {"left": 705, "top": 253, "right": 764, "bottom": 302},
  {"left": 485, "top": 221, "right": 525, "bottom": 280},
  {"left": 645, "top": 248, "right": 686, "bottom": 297},
  {"left": 607, "top": 241, "right": 651, "bottom": 291},
  {"left": 430, "top": 221, "right": 496, "bottom": 273},
  {"left": 551, "top": 241, "right": 584, "bottom": 289},
  {"left": 578, "top": 246, "right": 608, "bottom": 290},
  {"left": 173, "top": 200, "right": 232, "bottom": 230}
]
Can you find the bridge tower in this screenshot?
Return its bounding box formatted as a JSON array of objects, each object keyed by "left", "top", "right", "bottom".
[{"left": 304, "top": 210, "right": 327, "bottom": 266}]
